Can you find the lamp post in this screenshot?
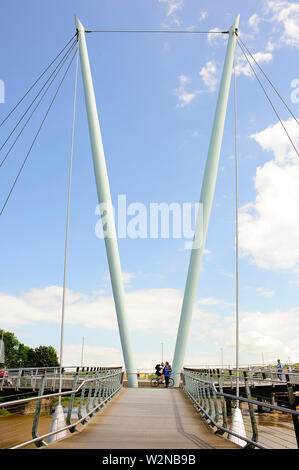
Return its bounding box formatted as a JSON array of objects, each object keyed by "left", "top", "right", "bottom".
[
  {"left": 81, "top": 336, "right": 85, "bottom": 368},
  {"left": 220, "top": 347, "right": 224, "bottom": 369}
]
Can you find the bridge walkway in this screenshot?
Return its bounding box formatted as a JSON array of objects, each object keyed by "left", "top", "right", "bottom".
[{"left": 45, "top": 388, "right": 238, "bottom": 449}]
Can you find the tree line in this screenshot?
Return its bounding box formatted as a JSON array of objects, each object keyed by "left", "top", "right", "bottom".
[{"left": 0, "top": 329, "right": 59, "bottom": 368}]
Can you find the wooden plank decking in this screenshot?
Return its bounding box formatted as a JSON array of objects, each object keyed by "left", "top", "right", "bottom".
[{"left": 46, "top": 388, "right": 238, "bottom": 449}]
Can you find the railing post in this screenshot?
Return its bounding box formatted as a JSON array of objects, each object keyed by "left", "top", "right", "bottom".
[
  {"left": 98, "top": 374, "right": 105, "bottom": 407},
  {"left": 196, "top": 373, "right": 202, "bottom": 408},
  {"left": 78, "top": 379, "right": 87, "bottom": 421},
  {"left": 205, "top": 373, "right": 213, "bottom": 418},
  {"left": 286, "top": 373, "right": 299, "bottom": 448},
  {"left": 92, "top": 371, "right": 101, "bottom": 411},
  {"left": 66, "top": 368, "right": 79, "bottom": 432},
  {"left": 85, "top": 371, "right": 95, "bottom": 415},
  {"left": 17, "top": 369, "right": 22, "bottom": 390},
  {"left": 201, "top": 373, "right": 207, "bottom": 412},
  {"left": 211, "top": 378, "right": 219, "bottom": 423},
  {"left": 32, "top": 372, "right": 47, "bottom": 447},
  {"left": 217, "top": 368, "right": 227, "bottom": 433},
  {"left": 243, "top": 371, "right": 258, "bottom": 447},
  {"left": 229, "top": 369, "right": 233, "bottom": 388}
]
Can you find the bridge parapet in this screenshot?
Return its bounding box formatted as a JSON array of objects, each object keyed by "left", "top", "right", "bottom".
[
  {"left": 0, "top": 366, "right": 122, "bottom": 392},
  {"left": 183, "top": 367, "right": 299, "bottom": 449},
  {"left": 0, "top": 366, "right": 123, "bottom": 449}
]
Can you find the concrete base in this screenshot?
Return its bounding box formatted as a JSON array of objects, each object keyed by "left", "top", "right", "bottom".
[
  {"left": 47, "top": 405, "right": 68, "bottom": 444},
  {"left": 228, "top": 407, "right": 247, "bottom": 447}
]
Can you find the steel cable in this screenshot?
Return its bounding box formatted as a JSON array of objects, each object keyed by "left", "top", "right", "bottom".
[
  {"left": 236, "top": 37, "right": 299, "bottom": 158},
  {"left": 237, "top": 35, "right": 299, "bottom": 127},
  {"left": 0, "top": 34, "right": 77, "bottom": 129},
  {"left": 87, "top": 29, "right": 229, "bottom": 34},
  {"left": 0, "top": 40, "right": 78, "bottom": 169},
  {"left": 58, "top": 43, "right": 79, "bottom": 404},
  {"left": 0, "top": 49, "right": 78, "bottom": 217},
  {"left": 0, "top": 39, "right": 78, "bottom": 165}
]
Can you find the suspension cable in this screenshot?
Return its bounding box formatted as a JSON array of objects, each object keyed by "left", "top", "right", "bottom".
[
  {"left": 0, "top": 40, "right": 78, "bottom": 169},
  {"left": 236, "top": 37, "right": 299, "bottom": 158},
  {"left": 58, "top": 43, "right": 79, "bottom": 405},
  {"left": 86, "top": 29, "right": 229, "bottom": 34},
  {"left": 0, "top": 34, "right": 77, "bottom": 129},
  {"left": 0, "top": 49, "right": 78, "bottom": 217},
  {"left": 0, "top": 39, "right": 78, "bottom": 163},
  {"left": 237, "top": 35, "right": 299, "bottom": 127}
]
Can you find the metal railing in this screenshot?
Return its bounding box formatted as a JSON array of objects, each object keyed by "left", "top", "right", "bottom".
[
  {"left": 0, "top": 366, "right": 122, "bottom": 391},
  {"left": 183, "top": 367, "right": 299, "bottom": 449},
  {"left": 0, "top": 366, "right": 123, "bottom": 449}
]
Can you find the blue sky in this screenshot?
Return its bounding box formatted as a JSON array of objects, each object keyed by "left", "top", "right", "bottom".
[{"left": 0, "top": 0, "right": 299, "bottom": 370}]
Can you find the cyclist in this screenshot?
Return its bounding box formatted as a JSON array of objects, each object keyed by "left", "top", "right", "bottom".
[{"left": 155, "top": 363, "right": 164, "bottom": 381}]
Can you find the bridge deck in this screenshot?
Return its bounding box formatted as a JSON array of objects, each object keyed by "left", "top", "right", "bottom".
[{"left": 46, "top": 388, "right": 238, "bottom": 449}]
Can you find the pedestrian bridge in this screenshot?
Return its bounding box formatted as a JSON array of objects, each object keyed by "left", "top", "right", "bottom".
[
  {"left": 1, "top": 366, "right": 299, "bottom": 450},
  {"left": 42, "top": 387, "right": 237, "bottom": 450}
]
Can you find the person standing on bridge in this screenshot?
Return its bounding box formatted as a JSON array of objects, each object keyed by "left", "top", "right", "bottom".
[
  {"left": 163, "top": 362, "right": 171, "bottom": 388},
  {"left": 0, "top": 365, "right": 6, "bottom": 382}
]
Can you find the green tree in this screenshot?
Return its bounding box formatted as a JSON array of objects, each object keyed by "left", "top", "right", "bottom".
[
  {"left": 0, "top": 329, "right": 59, "bottom": 368},
  {"left": 29, "top": 345, "right": 59, "bottom": 367},
  {"left": 0, "top": 329, "right": 20, "bottom": 368},
  {"left": 17, "top": 343, "right": 32, "bottom": 367}
]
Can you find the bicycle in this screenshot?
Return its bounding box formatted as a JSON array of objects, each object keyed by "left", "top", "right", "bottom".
[{"left": 150, "top": 376, "right": 174, "bottom": 388}]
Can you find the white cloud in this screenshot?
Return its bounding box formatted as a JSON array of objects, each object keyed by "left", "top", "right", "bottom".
[
  {"left": 159, "top": 0, "right": 184, "bottom": 26},
  {"left": 198, "top": 297, "right": 233, "bottom": 307},
  {"left": 267, "top": 0, "right": 299, "bottom": 49},
  {"left": 235, "top": 50, "right": 273, "bottom": 77},
  {"left": 159, "top": 0, "right": 184, "bottom": 17},
  {"left": 239, "top": 118, "right": 299, "bottom": 270},
  {"left": 174, "top": 89, "right": 197, "bottom": 107},
  {"left": 1, "top": 285, "right": 299, "bottom": 365},
  {"left": 191, "top": 305, "right": 299, "bottom": 364},
  {"left": 104, "top": 271, "right": 134, "bottom": 285},
  {"left": 178, "top": 74, "right": 189, "bottom": 84},
  {"left": 256, "top": 287, "right": 275, "bottom": 297},
  {"left": 198, "top": 297, "right": 223, "bottom": 306},
  {"left": 199, "top": 11, "right": 207, "bottom": 22},
  {"left": 0, "top": 286, "right": 183, "bottom": 335},
  {"left": 248, "top": 13, "right": 261, "bottom": 33},
  {"left": 207, "top": 28, "right": 227, "bottom": 47},
  {"left": 199, "top": 60, "right": 218, "bottom": 92},
  {"left": 63, "top": 344, "right": 123, "bottom": 368},
  {"left": 174, "top": 75, "right": 198, "bottom": 107}
]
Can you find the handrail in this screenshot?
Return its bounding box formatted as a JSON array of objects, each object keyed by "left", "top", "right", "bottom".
[
  {"left": 0, "top": 371, "right": 121, "bottom": 408},
  {"left": 183, "top": 367, "right": 299, "bottom": 449},
  {"left": 182, "top": 373, "right": 299, "bottom": 416},
  {"left": 11, "top": 383, "right": 122, "bottom": 449},
  {"left": 210, "top": 382, "right": 299, "bottom": 416},
  {"left": 0, "top": 368, "right": 124, "bottom": 449}
]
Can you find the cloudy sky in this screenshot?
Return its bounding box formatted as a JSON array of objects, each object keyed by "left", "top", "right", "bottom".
[{"left": 0, "top": 0, "right": 299, "bottom": 370}]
